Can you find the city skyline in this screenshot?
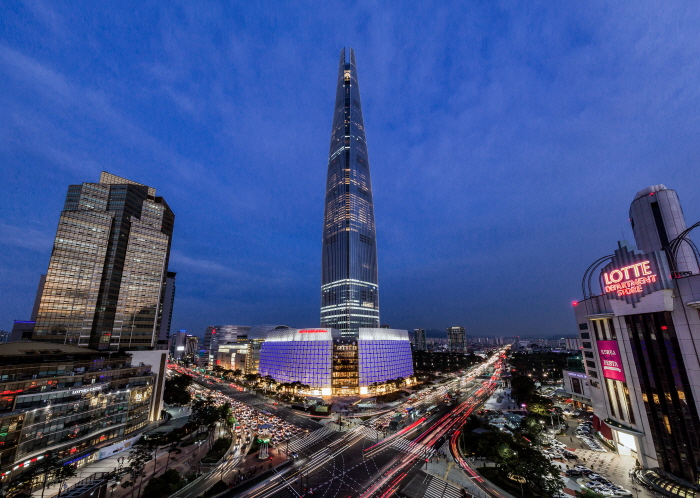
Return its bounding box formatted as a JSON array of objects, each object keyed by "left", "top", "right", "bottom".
[{"left": 2, "top": 3, "right": 700, "bottom": 338}]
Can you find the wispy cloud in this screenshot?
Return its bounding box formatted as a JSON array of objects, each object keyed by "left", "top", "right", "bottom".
[{"left": 0, "top": 223, "right": 53, "bottom": 253}]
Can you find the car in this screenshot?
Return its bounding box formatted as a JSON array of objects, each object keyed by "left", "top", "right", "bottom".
[
  {"left": 290, "top": 451, "right": 299, "bottom": 459},
  {"left": 565, "top": 470, "right": 582, "bottom": 477}
]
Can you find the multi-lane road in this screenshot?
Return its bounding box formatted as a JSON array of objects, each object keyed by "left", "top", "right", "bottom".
[{"left": 219, "top": 349, "right": 508, "bottom": 498}]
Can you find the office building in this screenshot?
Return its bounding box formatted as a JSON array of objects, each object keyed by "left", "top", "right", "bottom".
[
  {"left": 203, "top": 325, "right": 250, "bottom": 366},
  {"left": 414, "top": 328, "right": 426, "bottom": 351},
  {"left": 320, "top": 48, "right": 380, "bottom": 336},
  {"left": 171, "top": 330, "right": 187, "bottom": 360},
  {"left": 574, "top": 185, "right": 700, "bottom": 493},
  {"left": 185, "top": 335, "right": 199, "bottom": 364},
  {"left": 157, "top": 271, "right": 177, "bottom": 347},
  {"left": 258, "top": 327, "right": 414, "bottom": 396},
  {"left": 31, "top": 172, "right": 175, "bottom": 350},
  {"left": 245, "top": 325, "right": 288, "bottom": 374},
  {"left": 447, "top": 326, "right": 466, "bottom": 352},
  {"left": 0, "top": 343, "right": 164, "bottom": 487}
]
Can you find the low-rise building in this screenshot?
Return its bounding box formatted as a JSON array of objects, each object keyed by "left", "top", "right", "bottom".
[{"left": 0, "top": 343, "right": 165, "bottom": 486}]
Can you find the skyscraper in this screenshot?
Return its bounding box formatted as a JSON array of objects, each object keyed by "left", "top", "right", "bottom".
[
  {"left": 157, "top": 271, "right": 176, "bottom": 347},
  {"left": 321, "top": 48, "right": 379, "bottom": 336},
  {"left": 629, "top": 184, "right": 699, "bottom": 275},
  {"left": 32, "top": 172, "right": 174, "bottom": 350},
  {"left": 414, "top": 328, "right": 426, "bottom": 351},
  {"left": 447, "top": 326, "right": 466, "bottom": 352}
]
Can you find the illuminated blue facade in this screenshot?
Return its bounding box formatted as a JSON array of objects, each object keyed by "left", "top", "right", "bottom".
[
  {"left": 258, "top": 327, "right": 335, "bottom": 392},
  {"left": 258, "top": 327, "right": 413, "bottom": 395},
  {"left": 358, "top": 328, "right": 414, "bottom": 385}
]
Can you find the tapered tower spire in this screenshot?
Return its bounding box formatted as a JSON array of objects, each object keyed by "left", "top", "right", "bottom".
[{"left": 321, "top": 48, "right": 379, "bottom": 336}]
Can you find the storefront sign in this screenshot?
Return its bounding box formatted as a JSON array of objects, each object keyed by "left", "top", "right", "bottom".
[
  {"left": 69, "top": 385, "right": 104, "bottom": 396},
  {"left": 600, "top": 242, "right": 672, "bottom": 305},
  {"left": 299, "top": 329, "right": 326, "bottom": 334},
  {"left": 567, "top": 371, "right": 587, "bottom": 379},
  {"left": 597, "top": 340, "right": 626, "bottom": 382}
]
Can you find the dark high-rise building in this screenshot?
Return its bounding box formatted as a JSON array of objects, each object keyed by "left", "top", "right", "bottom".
[
  {"left": 321, "top": 48, "right": 379, "bottom": 336},
  {"left": 157, "top": 271, "right": 177, "bottom": 347},
  {"left": 414, "top": 328, "right": 426, "bottom": 351},
  {"left": 32, "top": 172, "right": 175, "bottom": 350}
]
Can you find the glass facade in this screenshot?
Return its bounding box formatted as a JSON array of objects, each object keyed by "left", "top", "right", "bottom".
[
  {"left": 358, "top": 328, "right": 414, "bottom": 385},
  {"left": 0, "top": 344, "right": 155, "bottom": 481},
  {"left": 32, "top": 172, "right": 174, "bottom": 350},
  {"left": 625, "top": 312, "right": 700, "bottom": 484},
  {"left": 258, "top": 328, "right": 414, "bottom": 394},
  {"left": 258, "top": 328, "right": 333, "bottom": 390},
  {"left": 321, "top": 48, "right": 380, "bottom": 336}
]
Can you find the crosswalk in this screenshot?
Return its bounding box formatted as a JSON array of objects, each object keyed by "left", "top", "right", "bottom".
[
  {"left": 423, "top": 475, "right": 463, "bottom": 498},
  {"left": 389, "top": 437, "right": 434, "bottom": 458},
  {"left": 286, "top": 426, "right": 335, "bottom": 453},
  {"left": 355, "top": 425, "right": 436, "bottom": 458},
  {"left": 355, "top": 425, "right": 381, "bottom": 441}
]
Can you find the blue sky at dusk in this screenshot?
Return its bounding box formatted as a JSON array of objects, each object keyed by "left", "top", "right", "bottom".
[{"left": 1, "top": 2, "right": 700, "bottom": 338}]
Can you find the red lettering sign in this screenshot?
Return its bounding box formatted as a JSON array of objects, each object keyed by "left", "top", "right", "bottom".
[
  {"left": 603, "top": 261, "right": 657, "bottom": 297},
  {"left": 298, "top": 329, "right": 326, "bottom": 334}
]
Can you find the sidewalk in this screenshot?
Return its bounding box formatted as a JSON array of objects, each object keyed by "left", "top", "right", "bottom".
[
  {"left": 35, "top": 428, "right": 217, "bottom": 498},
  {"left": 425, "top": 458, "right": 514, "bottom": 498},
  {"left": 224, "top": 447, "right": 288, "bottom": 489}
]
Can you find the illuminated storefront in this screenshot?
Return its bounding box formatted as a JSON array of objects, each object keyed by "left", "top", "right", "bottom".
[
  {"left": 258, "top": 327, "right": 414, "bottom": 396},
  {"left": 0, "top": 343, "right": 161, "bottom": 487}
]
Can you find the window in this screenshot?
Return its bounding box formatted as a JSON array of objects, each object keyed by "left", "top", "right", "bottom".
[
  {"left": 579, "top": 323, "right": 589, "bottom": 330},
  {"left": 585, "top": 351, "right": 594, "bottom": 358},
  {"left": 583, "top": 342, "right": 592, "bottom": 349},
  {"left": 581, "top": 332, "right": 590, "bottom": 339},
  {"left": 586, "top": 360, "right": 596, "bottom": 368}
]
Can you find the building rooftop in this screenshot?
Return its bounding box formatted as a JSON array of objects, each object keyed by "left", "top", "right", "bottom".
[
  {"left": 634, "top": 184, "right": 668, "bottom": 200},
  {"left": 0, "top": 341, "right": 99, "bottom": 356}
]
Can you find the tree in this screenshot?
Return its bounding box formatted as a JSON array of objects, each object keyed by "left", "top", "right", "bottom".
[
  {"left": 164, "top": 442, "right": 181, "bottom": 471},
  {"left": 124, "top": 445, "right": 152, "bottom": 498},
  {"left": 520, "top": 416, "right": 544, "bottom": 443},
  {"left": 190, "top": 395, "right": 220, "bottom": 430},
  {"left": 511, "top": 375, "right": 536, "bottom": 405},
  {"left": 219, "top": 402, "right": 234, "bottom": 432},
  {"left": 232, "top": 368, "right": 243, "bottom": 380},
  {"left": 47, "top": 463, "right": 77, "bottom": 498},
  {"left": 575, "top": 489, "right": 605, "bottom": 498},
  {"left": 141, "top": 469, "right": 184, "bottom": 498},
  {"left": 164, "top": 374, "right": 193, "bottom": 405}
]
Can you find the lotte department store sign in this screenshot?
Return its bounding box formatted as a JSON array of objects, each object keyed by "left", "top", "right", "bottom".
[{"left": 600, "top": 242, "right": 672, "bottom": 306}]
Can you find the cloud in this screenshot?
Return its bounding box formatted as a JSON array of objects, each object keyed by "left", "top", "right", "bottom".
[{"left": 0, "top": 223, "right": 53, "bottom": 253}]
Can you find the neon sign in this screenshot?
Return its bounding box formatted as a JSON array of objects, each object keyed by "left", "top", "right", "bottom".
[
  {"left": 603, "top": 261, "right": 656, "bottom": 296},
  {"left": 298, "top": 329, "right": 326, "bottom": 334},
  {"left": 599, "top": 242, "right": 672, "bottom": 306}
]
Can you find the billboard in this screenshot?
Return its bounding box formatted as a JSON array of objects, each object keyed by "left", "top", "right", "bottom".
[{"left": 597, "top": 340, "right": 626, "bottom": 382}]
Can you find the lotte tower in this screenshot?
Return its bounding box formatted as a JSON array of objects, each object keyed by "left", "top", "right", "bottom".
[{"left": 320, "top": 48, "right": 380, "bottom": 336}]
